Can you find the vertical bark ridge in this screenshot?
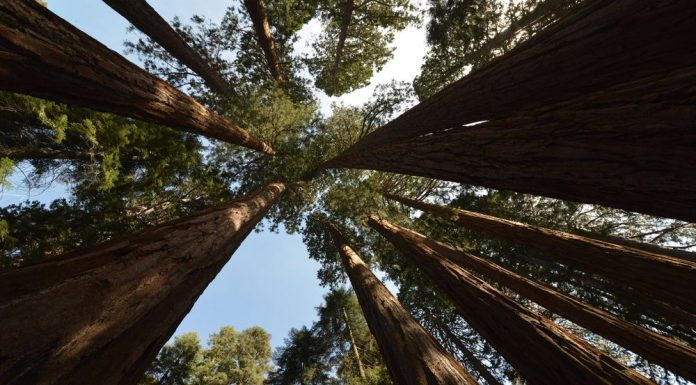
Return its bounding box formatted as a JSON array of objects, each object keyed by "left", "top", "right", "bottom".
[
  {"left": 333, "top": 0, "right": 696, "bottom": 157},
  {"left": 326, "top": 67, "right": 696, "bottom": 221},
  {"left": 0, "top": 183, "right": 286, "bottom": 385},
  {"left": 383, "top": 193, "right": 696, "bottom": 315},
  {"left": 0, "top": 1, "right": 273, "bottom": 154},
  {"left": 368, "top": 214, "right": 655, "bottom": 385},
  {"left": 328, "top": 224, "right": 478, "bottom": 385},
  {"left": 103, "top": 0, "right": 233, "bottom": 95}
]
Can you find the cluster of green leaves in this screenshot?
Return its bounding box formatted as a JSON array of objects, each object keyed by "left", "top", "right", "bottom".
[
  {"left": 268, "top": 288, "right": 390, "bottom": 385},
  {"left": 139, "top": 326, "right": 272, "bottom": 385}
]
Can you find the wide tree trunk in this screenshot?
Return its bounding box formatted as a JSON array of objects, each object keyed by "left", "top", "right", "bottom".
[
  {"left": 333, "top": 0, "right": 696, "bottom": 156},
  {"left": 368, "top": 215, "right": 654, "bottom": 385},
  {"left": 384, "top": 193, "right": 696, "bottom": 315},
  {"left": 328, "top": 224, "right": 478, "bottom": 385},
  {"left": 0, "top": 1, "right": 273, "bottom": 154},
  {"left": 0, "top": 183, "right": 286, "bottom": 385},
  {"left": 103, "top": 0, "right": 233, "bottom": 95},
  {"left": 327, "top": 67, "right": 696, "bottom": 221},
  {"left": 242, "top": 0, "right": 284, "bottom": 82},
  {"left": 373, "top": 213, "right": 696, "bottom": 381}
]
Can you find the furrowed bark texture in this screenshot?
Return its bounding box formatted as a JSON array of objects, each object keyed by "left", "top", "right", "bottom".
[
  {"left": 384, "top": 193, "right": 696, "bottom": 314},
  {"left": 0, "top": 183, "right": 286, "bottom": 385},
  {"left": 374, "top": 213, "right": 696, "bottom": 381},
  {"left": 242, "top": 0, "right": 284, "bottom": 82},
  {"left": 0, "top": 1, "right": 273, "bottom": 154},
  {"left": 368, "top": 215, "right": 654, "bottom": 385},
  {"left": 329, "top": 68, "right": 696, "bottom": 221},
  {"left": 333, "top": 0, "right": 696, "bottom": 156},
  {"left": 103, "top": 0, "right": 232, "bottom": 95},
  {"left": 328, "top": 225, "right": 478, "bottom": 385}
]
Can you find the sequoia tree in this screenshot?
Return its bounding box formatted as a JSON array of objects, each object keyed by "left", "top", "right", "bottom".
[
  {"left": 242, "top": 0, "right": 284, "bottom": 82},
  {"left": 368, "top": 215, "right": 655, "bottom": 385},
  {"left": 328, "top": 224, "right": 478, "bottom": 385},
  {"left": 384, "top": 193, "right": 696, "bottom": 315},
  {"left": 0, "top": 183, "right": 285, "bottom": 385},
  {"left": 0, "top": 1, "right": 272, "bottom": 153},
  {"left": 103, "top": 0, "right": 233, "bottom": 95}
]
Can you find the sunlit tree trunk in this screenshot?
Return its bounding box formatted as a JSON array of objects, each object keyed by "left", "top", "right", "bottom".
[
  {"left": 368, "top": 215, "right": 654, "bottom": 385},
  {"left": 0, "top": 183, "right": 286, "bottom": 385},
  {"left": 342, "top": 307, "right": 367, "bottom": 380},
  {"left": 332, "top": 0, "right": 696, "bottom": 156},
  {"left": 328, "top": 224, "right": 478, "bottom": 385},
  {"left": 384, "top": 193, "right": 696, "bottom": 314},
  {"left": 103, "top": 0, "right": 233, "bottom": 95},
  {"left": 242, "top": 0, "right": 284, "bottom": 82},
  {"left": 0, "top": 1, "right": 273, "bottom": 154}
]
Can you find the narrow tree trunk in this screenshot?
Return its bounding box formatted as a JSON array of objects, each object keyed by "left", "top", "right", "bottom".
[
  {"left": 327, "top": 67, "right": 696, "bottom": 221},
  {"left": 341, "top": 307, "right": 367, "bottom": 380},
  {"left": 368, "top": 215, "right": 654, "bottom": 385},
  {"left": 430, "top": 317, "right": 504, "bottom": 385},
  {"left": 374, "top": 214, "right": 696, "bottom": 381},
  {"left": 0, "top": 1, "right": 273, "bottom": 154},
  {"left": 0, "top": 183, "right": 286, "bottom": 385},
  {"left": 103, "top": 0, "right": 232, "bottom": 95},
  {"left": 333, "top": 0, "right": 696, "bottom": 156},
  {"left": 0, "top": 147, "right": 91, "bottom": 161},
  {"left": 332, "top": 0, "right": 355, "bottom": 75},
  {"left": 384, "top": 193, "right": 696, "bottom": 314},
  {"left": 328, "top": 224, "right": 478, "bottom": 385},
  {"left": 242, "top": 0, "right": 284, "bottom": 82}
]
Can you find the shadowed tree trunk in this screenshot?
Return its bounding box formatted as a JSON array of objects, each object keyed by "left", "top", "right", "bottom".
[
  {"left": 428, "top": 316, "right": 504, "bottom": 385},
  {"left": 384, "top": 193, "right": 696, "bottom": 315},
  {"left": 0, "top": 183, "right": 286, "bottom": 385},
  {"left": 368, "top": 215, "right": 655, "bottom": 385},
  {"left": 328, "top": 224, "right": 478, "bottom": 385},
  {"left": 332, "top": 0, "right": 355, "bottom": 75},
  {"left": 341, "top": 307, "right": 367, "bottom": 380},
  {"left": 0, "top": 1, "right": 273, "bottom": 154},
  {"left": 333, "top": 0, "right": 696, "bottom": 156},
  {"left": 374, "top": 213, "right": 696, "bottom": 381},
  {"left": 103, "top": 0, "right": 233, "bottom": 95},
  {"left": 327, "top": 67, "right": 696, "bottom": 221},
  {"left": 242, "top": 0, "right": 284, "bottom": 82}
]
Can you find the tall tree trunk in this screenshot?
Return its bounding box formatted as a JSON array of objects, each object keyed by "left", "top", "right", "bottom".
[
  {"left": 103, "top": 0, "right": 233, "bottom": 95},
  {"left": 368, "top": 215, "right": 654, "bottom": 385},
  {"left": 332, "top": 0, "right": 696, "bottom": 157},
  {"left": 327, "top": 67, "right": 696, "bottom": 221},
  {"left": 0, "top": 147, "right": 91, "bottom": 161},
  {"left": 374, "top": 214, "right": 696, "bottom": 381},
  {"left": 429, "top": 317, "right": 504, "bottom": 385},
  {"left": 242, "top": 0, "right": 284, "bottom": 82},
  {"left": 0, "top": 183, "right": 286, "bottom": 385},
  {"left": 341, "top": 307, "right": 367, "bottom": 380},
  {"left": 384, "top": 193, "right": 696, "bottom": 315},
  {"left": 332, "top": 0, "right": 355, "bottom": 75},
  {"left": 328, "top": 224, "right": 478, "bottom": 385},
  {"left": 0, "top": 1, "right": 273, "bottom": 154}
]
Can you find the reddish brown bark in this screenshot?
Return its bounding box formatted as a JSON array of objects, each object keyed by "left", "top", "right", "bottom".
[
  {"left": 0, "top": 1, "right": 273, "bottom": 154},
  {"left": 335, "top": 0, "right": 696, "bottom": 156},
  {"left": 327, "top": 67, "right": 696, "bottom": 221},
  {"left": 103, "top": 0, "right": 233, "bottom": 95},
  {"left": 368, "top": 215, "right": 654, "bottom": 385},
  {"left": 0, "top": 183, "right": 286, "bottom": 385},
  {"left": 373, "top": 214, "right": 696, "bottom": 381},
  {"left": 384, "top": 193, "right": 696, "bottom": 315},
  {"left": 328, "top": 225, "right": 478, "bottom": 385},
  {"left": 242, "top": 0, "right": 284, "bottom": 82}
]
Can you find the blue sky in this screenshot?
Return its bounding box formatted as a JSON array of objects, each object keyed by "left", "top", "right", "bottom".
[{"left": 1, "top": 0, "right": 426, "bottom": 349}]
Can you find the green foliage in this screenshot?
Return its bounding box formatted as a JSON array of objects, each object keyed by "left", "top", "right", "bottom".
[
  {"left": 140, "top": 326, "right": 272, "bottom": 385},
  {"left": 307, "top": 0, "right": 419, "bottom": 96}
]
